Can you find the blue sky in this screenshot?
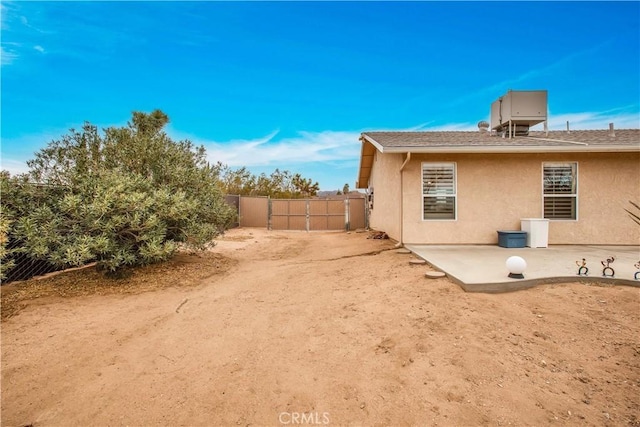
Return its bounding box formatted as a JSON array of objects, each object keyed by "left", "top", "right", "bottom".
[{"left": 2, "top": 1, "right": 639, "bottom": 191}]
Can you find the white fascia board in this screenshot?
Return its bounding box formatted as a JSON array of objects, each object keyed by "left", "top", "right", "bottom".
[{"left": 361, "top": 134, "right": 385, "bottom": 152}]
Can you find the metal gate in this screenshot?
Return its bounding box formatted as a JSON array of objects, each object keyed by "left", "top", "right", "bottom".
[
  {"left": 347, "top": 198, "right": 366, "bottom": 230},
  {"left": 270, "top": 199, "right": 347, "bottom": 231}
]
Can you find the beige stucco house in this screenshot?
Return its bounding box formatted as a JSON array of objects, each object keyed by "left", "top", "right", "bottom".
[{"left": 356, "top": 128, "right": 640, "bottom": 245}]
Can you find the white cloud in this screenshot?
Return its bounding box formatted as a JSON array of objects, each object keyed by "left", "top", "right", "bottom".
[
  {"left": 1, "top": 45, "right": 18, "bottom": 65},
  {"left": 534, "top": 110, "right": 640, "bottom": 130},
  {"left": 173, "top": 129, "right": 362, "bottom": 168},
  {"left": 0, "top": 158, "right": 29, "bottom": 176},
  {"left": 33, "top": 45, "right": 44, "bottom": 53},
  {"left": 173, "top": 120, "right": 501, "bottom": 171},
  {"left": 0, "top": 1, "right": 17, "bottom": 31},
  {"left": 1, "top": 3, "right": 24, "bottom": 66},
  {"left": 0, "top": 3, "right": 8, "bottom": 31}
]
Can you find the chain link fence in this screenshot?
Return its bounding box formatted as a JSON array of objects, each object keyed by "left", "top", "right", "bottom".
[{"left": 2, "top": 238, "right": 62, "bottom": 283}]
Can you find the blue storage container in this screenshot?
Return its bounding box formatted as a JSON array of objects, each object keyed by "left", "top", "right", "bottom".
[{"left": 497, "top": 231, "right": 527, "bottom": 248}]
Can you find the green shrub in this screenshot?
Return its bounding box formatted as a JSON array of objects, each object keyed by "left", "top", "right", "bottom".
[{"left": 6, "top": 110, "right": 235, "bottom": 276}]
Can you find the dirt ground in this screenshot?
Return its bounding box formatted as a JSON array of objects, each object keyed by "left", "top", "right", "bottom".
[{"left": 2, "top": 228, "right": 639, "bottom": 426}]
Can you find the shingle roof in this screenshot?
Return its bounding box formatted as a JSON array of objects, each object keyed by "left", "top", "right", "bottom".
[
  {"left": 356, "top": 128, "right": 640, "bottom": 188},
  {"left": 362, "top": 129, "right": 640, "bottom": 152}
]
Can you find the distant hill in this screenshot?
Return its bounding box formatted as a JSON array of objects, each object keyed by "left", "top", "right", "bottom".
[
  {"left": 315, "top": 190, "right": 365, "bottom": 199},
  {"left": 317, "top": 190, "right": 339, "bottom": 197}
]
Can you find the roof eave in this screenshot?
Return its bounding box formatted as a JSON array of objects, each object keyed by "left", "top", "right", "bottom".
[
  {"left": 361, "top": 134, "right": 385, "bottom": 152},
  {"left": 378, "top": 145, "right": 640, "bottom": 154},
  {"left": 356, "top": 138, "right": 377, "bottom": 189}
]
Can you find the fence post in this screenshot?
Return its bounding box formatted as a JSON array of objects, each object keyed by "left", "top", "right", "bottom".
[
  {"left": 305, "top": 199, "right": 310, "bottom": 232},
  {"left": 236, "top": 195, "right": 241, "bottom": 228},
  {"left": 344, "top": 198, "right": 350, "bottom": 231},
  {"left": 326, "top": 198, "right": 329, "bottom": 230},
  {"left": 267, "top": 196, "right": 272, "bottom": 230},
  {"left": 365, "top": 194, "right": 370, "bottom": 229}
]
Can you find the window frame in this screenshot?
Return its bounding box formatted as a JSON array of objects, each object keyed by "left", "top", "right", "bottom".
[
  {"left": 542, "top": 162, "right": 578, "bottom": 221},
  {"left": 422, "top": 162, "right": 457, "bottom": 221}
]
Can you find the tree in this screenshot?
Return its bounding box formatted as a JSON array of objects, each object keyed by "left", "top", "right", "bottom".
[
  {"left": 216, "top": 165, "right": 319, "bottom": 198},
  {"left": 342, "top": 183, "right": 350, "bottom": 194},
  {"left": 292, "top": 173, "right": 320, "bottom": 198},
  {"left": 214, "top": 164, "right": 256, "bottom": 196},
  {"left": 10, "top": 110, "right": 235, "bottom": 276}
]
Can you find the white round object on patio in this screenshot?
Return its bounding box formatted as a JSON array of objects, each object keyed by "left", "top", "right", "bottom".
[{"left": 506, "top": 256, "right": 527, "bottom": 279}]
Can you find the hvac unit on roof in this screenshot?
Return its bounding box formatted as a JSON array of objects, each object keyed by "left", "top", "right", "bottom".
[{"left": 490, "top": 90, "right": 548, "bottom": 137}]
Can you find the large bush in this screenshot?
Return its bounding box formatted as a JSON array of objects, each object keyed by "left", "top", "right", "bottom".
[{"left": 5, "top": 110, "right": 235, "bottom": 276}]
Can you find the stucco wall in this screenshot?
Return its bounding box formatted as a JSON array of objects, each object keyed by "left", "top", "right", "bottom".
[
  {"left": 400, "top": 152, "right": 640, "bottom": 245},
  {"left": 368, "top": 152, "right": 402, "bottom": 241}
]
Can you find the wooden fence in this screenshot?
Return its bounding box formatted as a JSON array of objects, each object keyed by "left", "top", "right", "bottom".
[{"left": 230, "top": 196, "right": 366, "bottom": 231}]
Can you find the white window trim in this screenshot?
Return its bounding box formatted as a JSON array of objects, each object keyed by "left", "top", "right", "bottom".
[
  {"left": 542, "top": 162, "right": 579, "bottom": 221},
  {"left": 422, "top": 162, "right": 457, "bottom": 221}
]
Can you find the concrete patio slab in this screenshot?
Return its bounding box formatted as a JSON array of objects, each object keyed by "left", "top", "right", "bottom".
[{"left": 405, "top": 244, "right": 640, "bottom": 293}]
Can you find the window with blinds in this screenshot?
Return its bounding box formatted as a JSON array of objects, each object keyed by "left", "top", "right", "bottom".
[
  {"left": 423, "top": 163, "right": 456, "bottom": 220},
  {"left": 543, "top": 163, "right": 577, "bottom": 220}
]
